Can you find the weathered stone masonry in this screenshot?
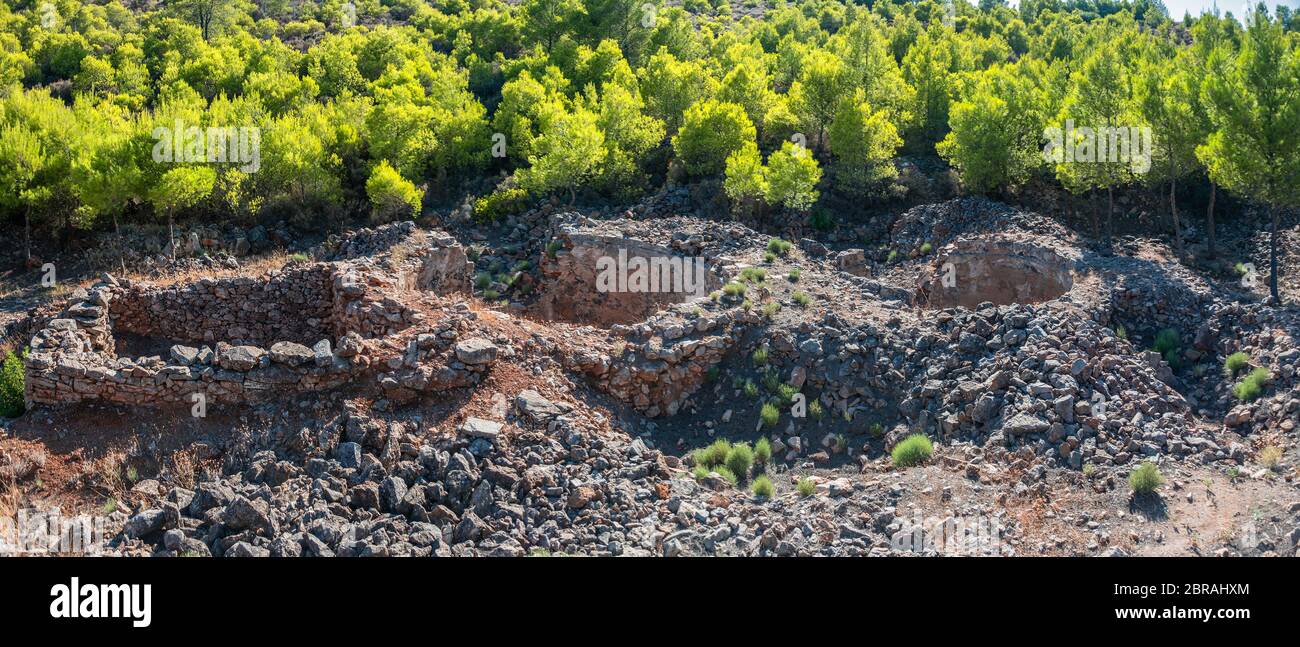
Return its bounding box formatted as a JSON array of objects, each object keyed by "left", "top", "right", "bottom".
[{"left": 24, "top": 224, "right": 483, "bottom": 407}]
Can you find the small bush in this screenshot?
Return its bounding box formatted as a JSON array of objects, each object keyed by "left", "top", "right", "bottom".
[
  {"left": 792, "top": 291, "right": 812, "bottom": 307},
  {"left": 759, "top": 402, "right": 779, "bottom": 428},
  {"left": 767, "top": 238, "right": 793, "bottom": 256},
  {"left": 751, "top": 474, "right": 774, "bottom": 497},
  {"left": 787, "top": 268, "right": 801, "bottom": 282},
  {"left": 886, "top": 249, "right": 898, "bottom": 263},
  {"left": 919, "top": 241, "right": 933, "bottom": 255},
  {"left": 692, "top": 464, "right": 710, "bottom": 480},
  {"left": 728, "top": 441, "right": 759, "bottom": 478},
  {"left": 808, "top": 400, "right": 824, "bottom": 420},
  {"left": 761, "top": 369, "right": 781, "bottom": 393},
  {"left": 796, "top": 477, "right": 815, "bottom": 497},
  {"left": 1128, "top": 462, "right": 1163, "bottom": 494},
  {"left": 473, "top": 187, "right": 529, "bottom": 222},
  {"left": 751, "top": 346, "right": 769, "bottom": 366},
  {"left": 1233, "top": 367, "right": 1270, "bottom": 401},
  {"left": 774, "top": 383, "right": 798, "bottom": 407},
  {"left": 287, "top": 252, "right": 311, "bottom": 263},
  {"left": 366, "top": 160, "right": 424, "bottom": 223},
  {"left": 742, "top": 379, "right": 759, "bottom": 398},
  {"left": 1153, "top": 328, "right": 1180, "bottom": 363},
  {"left": 1, "top": 349, "right": 27, "bottom": 418},
  {"left": 1223, "top": 352, "right": 1250, "bottom": 378},
  {"left": 699, "top": 439, "right": 732, "bottom": 467},
  {"left": 761, "top": 301, "right": 782, "bottom": 318},
  {"left": 754, "top": 437, "right": 772, "bottom": 465},
  {"left": 713, "top": 464, "right": 739, "bottom": 486},
  {"left": 1259, "top": 445, "right": 1283, "bottom": 471},
  {"left": 763, "top": 251, "right": 777, "bottom": 263},
  {"left": 1082, "top": 463, "right": 1097, "bottom": 477},
  {"left": 723, "top": 282, "right": 746, "bottom": 297},
  {"left": 891, "top": 434, "right": 933, "bottom": 468},
  {"left": 545, "top": 239, "right": 563, "bottom": 258},
  {"left": 809, "top": 209, "right": 835, "bottom": 232},
  {"left": 740, "top": 267, "right": 767, "bottom": 283}
]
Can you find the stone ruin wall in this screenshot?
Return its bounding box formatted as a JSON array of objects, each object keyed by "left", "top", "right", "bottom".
[{"left": 24, "top": 224, "right": 478, "bottom": 408}]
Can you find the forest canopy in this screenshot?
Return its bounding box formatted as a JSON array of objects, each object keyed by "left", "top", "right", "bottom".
[{"left": 2, "top": 0, "right": 1299, "bottom": 302}]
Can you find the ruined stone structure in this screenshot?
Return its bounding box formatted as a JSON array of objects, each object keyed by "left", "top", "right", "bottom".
[{"left": 24, "top": 223, "right": 482, "bottom": 407}]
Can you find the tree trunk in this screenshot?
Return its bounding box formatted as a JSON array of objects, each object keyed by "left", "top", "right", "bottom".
[
  {"left": 1206, "top": 183, "right": 1217, "bottom": 258},
  {"left": 1170, "top": 178, "right": 1182, "bottom": 256},
  {"left": 1088, "top": 192, "right": 1099, "bottom": 240},
  {"left": 1269, "top": 205, "right": 1281, "bottom": 305},
  {"left": 1106, "top": 186, "right": 1114, "bottom": 254}
]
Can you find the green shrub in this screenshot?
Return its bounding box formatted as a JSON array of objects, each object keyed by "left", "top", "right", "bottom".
[
  {"left": 742, "top": 379, "right": 759, "bottom": 398},
  {"left": 1233, "top": 367, "right": 1271, "bottom": 401},
  {"left": 1153, "top": 328, "right": 1180, "bottom": 360},
  {"left": 1128, "top": 462, "right": 1163, "bottom": 494},
  {"left": 713, "top": 464, "right": 739, "bottom": 486},
  {"left": 751, "top": 474, "right": 774, "bottom": 497},
  {"left": 792, "top": 291, "right": 812, "bottom": 307},
  {"left": 808, "top": 400, "right": 823, "bottom": 420},
  {"left": 366, "top": 160, "right": 424, "bottom": 223},
  {"left": 809, "top": 209, "right": 834, "bottom": 232},
  {"left": 1223, "top": 352, "right": 1250, "bottom": 378},
  {"left": 692, "top": 464, "right": 711, "bottom": 480},
  {"left": 767, "top": 238, "right": 793, "bottom": 256},
  {"left": 891, "top": 434, "right": 932, "bottom": 468},
  {"left": 761, "top": 369, "right": 781, "bottom": 393},
  {"left": 763, "top": 251, "right": 777, "bottom": 263},
  {"left": 287, "top": 252, "right": 311, "bottom": 263},
  {"left": 919, "top": 241, "right": 933, "bottom": 254},
  {"left": 473, "top": 187, "right": 529, "bottom": 222},
  {"left": 0, "top": 349, "right": 27, "bottom": 418},
  {"left": 754, "top": 437, "right": 772, "bottom": 465},
  {"left": 774, "top": 383, "right": 798, "bottom": 407},
  {"left": 545, "top": 239, "right": 563, "bottom": 258},
  {"left": 751, "top": 346, "right": 769, "bottom": 366},
  {"left": 725, "top": 443, "right": 753, "bottom": 478},
  {"left": 886, "top": 249, "right": 898, "bottom": 263},
  {"left": 787, "top": 268, "right": 801, "bottom": 282},
  {"left": 696, "top": 439, "right": 732, "bottom": 467},
  {"left": 739, "top": 267, "right": 766, "bottom": 283},
  {"left": 723, "top": 282, "right": 746, "bottom": 297},
  {"left": 796, "top": 477, "right": 815, "bottom": 497},
  {"left": 759, "top": 402, "right": 779, "bottom": 428},
  {"left": 761, "top": 301, "right": 781, "bottom": 318}
]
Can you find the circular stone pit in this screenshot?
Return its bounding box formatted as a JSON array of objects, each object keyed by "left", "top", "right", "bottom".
[{"left": 920, "top": 238, "right": 1076, "bottom": 309}]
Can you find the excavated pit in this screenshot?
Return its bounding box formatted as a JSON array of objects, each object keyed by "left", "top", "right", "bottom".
[
  {"left": 921, "top": 239, "right": 1075, "bottom": 309},
  {"left": 535, "top": 234, "right": 723, "bottom": 326}
]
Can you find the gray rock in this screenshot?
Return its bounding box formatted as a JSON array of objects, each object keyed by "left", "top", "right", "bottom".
[
  {"left": 514, "top": 390, "right": 569, "bottom": 422},
  {"left": 454, "top": 338, "right": 498, "bottom": 365},
  {"left": 460, "top": 417, "right": 502, "bottom": 440},
  {"left": 380, "top": 476, "right": 408, "bottom": 513},
  {"left": 225, "top": 541, "right": 270, "bottom": 557},
  {"left": 217, "top": 345, "right": 264, "bottom": 371},
  {"left": 336, "top": 442, "right": 362, "bottom": 469},
  {"left": 1002, "top": 413, "right": 1050, "bottom": 435},
  {"left": 223, "top": 495, "right": 272, "bottom": 532},
  {"left": 269, "top": 341, "right": 314, "bottom": 367},
  {"left": 169, "top": 345, "right": 199, "bottom": 365},
  {"left": 125, "top": 509, "right": 166, "bottom": 538}
]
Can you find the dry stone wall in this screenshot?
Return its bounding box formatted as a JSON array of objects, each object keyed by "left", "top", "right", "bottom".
[{"left": 25, "top": 223, "right": 481, "bottom": 408}]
